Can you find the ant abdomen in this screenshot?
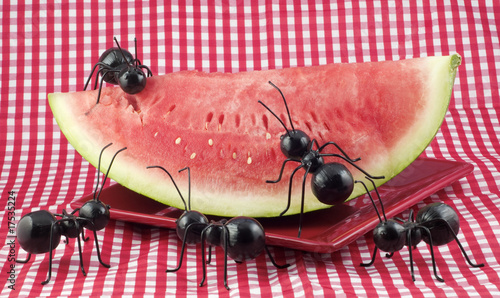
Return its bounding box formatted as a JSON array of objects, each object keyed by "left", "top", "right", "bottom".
[
  {"left": 98, "top": 47, "right": 134, "bottom": 84},
  {"left": 223, "top": 217, "right": 266, "bottom": 262},
  {"left": 311, "top": 163, "right": 354, "bottom": 205},
  {"left": 17, "top": 210, "right": 62, "bottom": 255},
  {"left": 417, "top": 202, "right": 460, "bottom": 246}
]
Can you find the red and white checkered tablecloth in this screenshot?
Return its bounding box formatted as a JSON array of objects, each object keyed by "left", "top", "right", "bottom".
[{"left": 1, "top": 1, "right": 500, "bottom": 297}]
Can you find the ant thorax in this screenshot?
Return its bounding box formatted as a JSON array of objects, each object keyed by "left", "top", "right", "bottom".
[
  {"left": 59, "top": 211, "right": 83, "bottom": 239},
  {"left": 301, "top": 150, "right": 324, "bottom": 173},
  {"left": 204, "top": 220, "right": 226, "bottom": 247}
]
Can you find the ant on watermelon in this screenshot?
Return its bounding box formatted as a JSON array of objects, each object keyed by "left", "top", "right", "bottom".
[
  {"left": 258, "top": 81, "right": 385, "bottom": 237},
  {"left": 357, "top": 178, "right": 485, "bottom": 282},
  {"left": 84, "top": 37, "right": 153, "bottom": 104},
  {"left": 147, "top": 165, "right": 290, "bottom": 290},
  {"left": 16, "top": 143, "right": 126, "bottom": 284}
]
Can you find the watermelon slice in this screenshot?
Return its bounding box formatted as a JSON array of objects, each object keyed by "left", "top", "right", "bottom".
[{"left": 48, "top": 55, "right": 460, "bottom": 217}]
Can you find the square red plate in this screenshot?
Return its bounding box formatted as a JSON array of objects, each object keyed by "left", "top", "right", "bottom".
[{"left": 71, "top": 157, "right": 473, "bottom": 253}]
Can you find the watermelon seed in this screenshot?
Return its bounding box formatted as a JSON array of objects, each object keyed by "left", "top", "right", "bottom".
[
  {"left": 208, "top": 139, "right": 214, "bottom": 146},
  {"left": 305, "top": 121, "right": 313, "bottom": 133},
  {"left": 154, "top": 132, "right": 159, "bottom": 138},
  {"left": 235, "top": 114, "right": 241, "bottom": 128},
  {"left": 175, "top": 137, "right": 181, "bottom": 144},
  {"left": 310, "top": 112, "right": 318, "bottom": 123},
  {"left": 206, "top": 112, "right": 214, "bottom": 123},
  {"left": 262, "top": 114, "right": 269, "bottom": 130},
  {"left": 167, "top": 104, "right": 176, "bottom": 115},
  {"left": 247, "top": 157, "right": 252, "bottom": 165},
  {"left": 218, "top": 115, "right": 225, "bottom": 131},
  {"left": 190, "top": 153, "right": 196, "bottom": 159},
  {"left": 266, "top": 132, "right": 272, "bottom": 140},
  {"left": 323, "top": 121, "right": 331, "bottom": 131},
  {"left": 251, "top": 114, "right": 256, "bottom": 125}
]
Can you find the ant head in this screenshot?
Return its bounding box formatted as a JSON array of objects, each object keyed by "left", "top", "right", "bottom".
[
  {"left": 81, "top": 143, "right": 125, "bottom": 230},
  {"left": 113, "top": 37, "right": 147, "bottom": 94},
  {"left": 373, "top": 220, "right": 406, "bottom": 253},
  {"left": 117, "top": 67, "right": 147, "bottom": 94},
  {"left": 79, "top": 200, "right": 110, "bottom": 231},
  {"left": 93, "top": 143, "right": 127, "bottom": 202},
  {"left": 176, "top": 210, "right": 208, "bottom": 244},
  {"left": 280, "top": 129, "right": 311, "bottom": 159},
  {"left": 259, "top": 81, "right": 313, "bottom": 159}
]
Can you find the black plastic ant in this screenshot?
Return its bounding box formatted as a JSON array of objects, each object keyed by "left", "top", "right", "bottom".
[
  {"left": 147, "top": 165, "right": 290, "bottom": 290},
  {"left": 258, "top": 81, "right": 384, "bottom": 237},
  {"left": 16, "top": 143, "right": 126, "bottom": 284},
  {"left": 84, "top": 37, "right": 153, "bottom": 104},
  {"left": 357, "top": 178, "right": 485, "bottom": 282}
]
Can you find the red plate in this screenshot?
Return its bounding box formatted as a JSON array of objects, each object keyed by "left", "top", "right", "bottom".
[{"left": 71, "top": 157, "right": 473, "bottom": 253}]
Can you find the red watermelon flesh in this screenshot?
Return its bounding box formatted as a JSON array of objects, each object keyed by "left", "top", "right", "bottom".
[{"left": 48, "top": 55, "right": 460, "bottom": 217}]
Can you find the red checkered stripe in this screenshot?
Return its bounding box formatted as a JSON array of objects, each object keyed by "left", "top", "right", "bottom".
[{"left": 1, "top": 1, "right": 500, "bottom": 297}]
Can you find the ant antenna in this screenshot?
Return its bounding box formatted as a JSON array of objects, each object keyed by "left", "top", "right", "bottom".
[
  {"left": 146, "top": 166, "right": 188, "bottom": 211},
  {"left": 113, "top": 37, "right": 132, "bottom": 67},
  {"left": 133, "top": 37, "right": 139, "bottom": 67},
  {"left": 257, "top": 100, "right": 290, "bottom": 136},
  {"left": 178, "top": 167, "right": 191, "bottom": 210},
  {"left": 93, "top": 143, "right": 113, "bottom": 200},
  {"left": 366, "top": 176, "right": 387, "bottom": 221},
  {"left": 95, "top": 146, "right": 128, "bottom": 201},
  {"left": 355, "top": 179, "right": 387, "bottom": 223},
  {"left": 268, "top": 81, "right": 296, "bottom": 132}
]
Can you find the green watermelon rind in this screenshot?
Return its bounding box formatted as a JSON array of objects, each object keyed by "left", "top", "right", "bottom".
[{"left": 48, "top": 54, "right": 460, "bottom": 217}]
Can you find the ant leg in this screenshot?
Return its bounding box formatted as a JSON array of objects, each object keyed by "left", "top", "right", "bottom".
[
  {"left": 86, "top": 221, "right": 110, "bottom": 268},
  {"left": 317, "top": 141, "right": 361, "bottom": 162},
  {"left": 80, "top": 229, "right": 89, "bottom": 242},
  {"left": 264, "top": 245, "right": 290, "bottom": 269},
  {"left": 266, "top": 158, "right": 301, "bottom": 184},
  {"left": 83, "top": 62, "right": 107, "bottom": 91},
  {"left": 167, "top": 223, "right": 205, "bottom": 272},
  {"left": 95, "top": 70, "right": 119, "bottom": 104},
  {"left": 138, "top": 65, "right": 153, "bottom": 77},
  {"left": 280, "top": 164, "right": 304, "bottom": 217},
  {"left": 199, "top": 225, "right": 211, "bottom": 287},
  {"left": 42, "top": 222, "right": 58, "bottom": 285},
  {"left": 385, "top": 252, "right": 394, "bottom": 258},
  {"left": 320, "top": 154, "right": 385, "bottom": 180},
  {"left": 439, "top": 220, "right": 485, "bottom": 268},
  {"left": 419, "top": 225, "right": 444, "bottom": 282},
  {"left": 207, "top": 245, "right": 212, "bottom": 264},
  {"left": 16, "top": 253, "right": 32, "bottom": 263},
  {"left": 223, "top": 225, "right": 231, "bottom": 290},
  {"left": 75, "top": 226, "right": 87, "bottom": 276},
  {"left": 297, "top": 165, "right": 311, "bottom": 238},
  {"left": 407, "top": 229, "right": 416, "bottom": 282},
  {"left": 360, "top": 246, "right": 378, "bottom": 266}
]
